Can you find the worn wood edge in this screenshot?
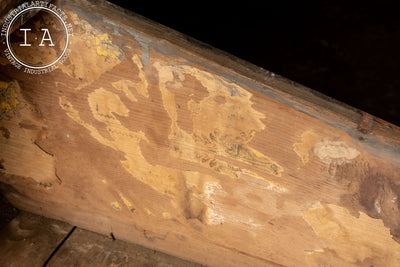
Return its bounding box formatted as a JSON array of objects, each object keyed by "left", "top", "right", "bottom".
[
  {"left": 0, "top": 185, "right": 281, "bottom": 267},
  {"left": 0, "top": 210, "right": 73, "bottom": 267},
  {"left": 62, "top": 0, "right": 399, "bottom": 166},
  {"left": 47, "top": 228, "right": 204, "bottom": 266},
  {"left": 0, "top": 209, "right": 204, "bottom": 266}
]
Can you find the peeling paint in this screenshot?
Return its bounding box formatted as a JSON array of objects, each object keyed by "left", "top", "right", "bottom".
[
  {"left": 293, "top": 131, "right": 321, "bottom": 164},
  {"left": 112, "top": 80, "right": 139, "bottom": 102},
  {"left": 58, "top": 12, "right": 122, "bottom": 90},
  {"left": 60, "top": 92, "right": 180, "bottom": 199},
  {"left": 89, "top": 88, "right": 130, "bottom": 120},
  {"left": 59, "top": 55, "right": 285, "bottom": 226},
  {"left": 314, "top": 140, "right": 360, "bottom": 165},
  {"left": 59, "top": 60, "right": 223, "bottom": 223},
  {"left": 94, "top": 33, "right": 116, "bottom": 57},
  {"left": 154, "top": 61, "right": 283, "bottom": 179}
]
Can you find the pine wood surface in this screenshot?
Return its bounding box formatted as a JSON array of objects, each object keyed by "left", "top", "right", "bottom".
[{"left": 0, "top": 1, "right": 399, "bottom": 266}]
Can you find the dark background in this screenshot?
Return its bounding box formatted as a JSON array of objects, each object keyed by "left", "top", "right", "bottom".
[{"left": 109, "top": 0, "right": 400, "bottom": 126}]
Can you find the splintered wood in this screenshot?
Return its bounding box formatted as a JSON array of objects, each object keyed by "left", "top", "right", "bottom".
[{"left": 1, "top": 0, "right": 400, "bottom": 266}]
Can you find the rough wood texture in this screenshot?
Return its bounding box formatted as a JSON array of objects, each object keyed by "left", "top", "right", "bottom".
[
  {"left": 0, "top": 0, "right": 400, "bottom": 266},
  {"left": 0, "top": 211, "right": 202, "bottom": 266},
  {"left": 47, "top": 227, "right": 203, "bottom": 267},
  {"left": 0, "top": 211, "right": 73, "bottom": 267}
]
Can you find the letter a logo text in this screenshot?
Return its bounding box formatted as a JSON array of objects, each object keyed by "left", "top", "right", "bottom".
[{"left": 39, "top": 28, "right": 54, "bottom": 46}]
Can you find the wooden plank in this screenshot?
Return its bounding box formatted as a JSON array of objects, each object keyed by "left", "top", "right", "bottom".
[
  {"left": 0, "top": 211, "right": 73, "bottom": 267},
  {"left": 47, "top": 227, "right": 203, "bottom": 266},
  {"left": 0, "top": 210, "right": 203, "bottom": 266},
  {"left": 0, "top": 0, "right": 399, "bottom": 266}
]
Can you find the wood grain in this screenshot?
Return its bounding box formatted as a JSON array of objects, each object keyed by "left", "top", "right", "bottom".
[
  {"left": 0, "top": 211, "right": 204, "bottom": 266},
  {"left": 47, "top": 227, "right": 203, "bottom": 267},
  {"left": 0, "top": 0, "right": 400, "bottom": 266},
  {"left": 0, "top": 211, "right": 73, "bottom": 267}
]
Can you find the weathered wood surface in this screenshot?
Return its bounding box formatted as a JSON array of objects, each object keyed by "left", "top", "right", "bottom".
[
  {"left": 0, "top": 211, "right": 73, "bottom": 267},
  {"left": 0, "top": 0, "right": 400, "bottom": 266},
  {"left": 0, "top": 211, "right": 201, "bottom": 267},
  {"left": 47, "top": 227, "right": 203, "bottom": 267},
  {"left": 0, "top": 211, "right": 202, "bottom": 266}
]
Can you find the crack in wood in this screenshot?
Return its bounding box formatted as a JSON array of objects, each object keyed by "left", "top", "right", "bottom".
[{"left": 43, "top": 226, "right": 76, "bottom": 267}]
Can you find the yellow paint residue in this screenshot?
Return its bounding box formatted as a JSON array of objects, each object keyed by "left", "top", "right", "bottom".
[
  {"left": 59, "top": 56, "right": 285, "bottom": 225},
  {"left": 0, "top": 81, "right": 9, "bottom": 88},
  {"left": 1, "top": 82, "right": 19, "bottom": 118},
  {"left": 302, "top": 203, "right": 400, "bottom": 265},
  {"left": 145, "top": 209, "right": 154, "bottom": 216},
  {"left": 60, "top": 89, "right": 218, "bottom": 222},
  {"left": 58, "top": 12, "right": 122, "bottom": 90},
  {"left": 68, "top": 13, "right": 120, "bottom": 61},
  {"left": 111, "top": 202, "right": 121, "bottom": 211},
  {"left": 94, "top": 33, "right": 114, "bottom": 57},
  {"left": 251, "top": 148, "right": 266, "bottom": 158},
  {"left": 246, "top": 147, "right": 283, "bottom": 177},
  {"left": 293, "top": 131, "right": 321, "bottom": 164},
  {"left": 1, "top": 102, "right": 11, "bottom": 113},
  {"left": 119, "top": 193, "right": 135, "bottom": 212},
  {"left": 1, "top": 81, "right": 57, "bottom": 185}
]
